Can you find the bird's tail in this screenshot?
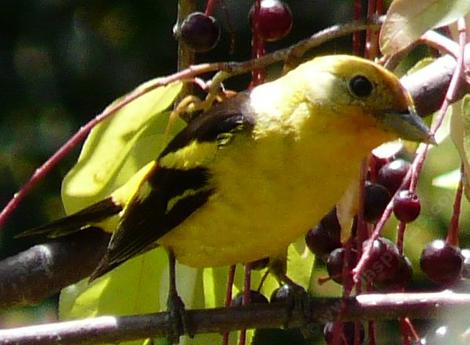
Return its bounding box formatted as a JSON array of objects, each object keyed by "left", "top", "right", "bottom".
[{"left": 16, "top": 197, "right": 122, "bottom": 239}]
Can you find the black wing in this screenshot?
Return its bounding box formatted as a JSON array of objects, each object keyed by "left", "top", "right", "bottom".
[
  {"left": 16, "top": 198, "right": 122, "bottom": 238},
  {"left": 91, "top": 92, "right": 256, "bottom": 279}
]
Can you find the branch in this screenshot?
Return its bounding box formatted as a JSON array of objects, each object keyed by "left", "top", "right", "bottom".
[
  {"left": 0, "top": 45, "right": 469, "bottom": 309},
  {"left": 1, "top": 292, "right": 470, "bottom": 345},
  {"left": 0, "top": 229, "right": 109, "bottom": 309},
  {"left": 401, "top": 43, "right": 470, "bottom": 116}
]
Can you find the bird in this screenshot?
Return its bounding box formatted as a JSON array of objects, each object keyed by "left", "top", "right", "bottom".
[{"left": 19, "top": 54, "right": 432, "bottom": 339}]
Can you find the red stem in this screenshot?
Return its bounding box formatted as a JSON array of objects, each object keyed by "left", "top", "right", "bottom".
[
  {"left": 222, "top": 265, "right": 236, "bottom": 345},
  {"left": 205, "top": 0, "right": 217, "bottom": 16},
  {"left": 368, "top": 320, "right": 377, "bottom": 345},
  {"left": 250, "top": 0, "right": 265, "bottom": 87},
  {"left": 400, "top": 318, "right": 411, "bottom": 345},
  {"left": 239, "top": 264, "right": 252, "bottom": 345},
  {"left": 352, "top": 0, "right": 362, "bottom": 55},
  {"left": 354, "top": 320, "right": 361, "bottom": 345},
  {"left": 396, "top": 221, "right": 406, "bottom": 255},
  {"left": 364, "top": 0, "right": 377, "bottom": 59},
  {"left": 446, "top": 165, "right": 464, "bottom": 246}
]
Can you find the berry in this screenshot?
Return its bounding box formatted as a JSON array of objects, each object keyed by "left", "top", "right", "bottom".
[
  {"left": 270, "top": 284, "right": 296, "bottom": 303},
  {"left": 377, "top": 159, "right": 411, "bottom": 194},
  {"left": 393, "top": 190, "right": 421, "bottom": 223},
  {"left": 461, "top": 248, "right": 470, "bottom": 279},
  {"left": 305, "top": 209, "right": 342, "bottom": 260},
  {"left": 180, "top": 12, "right": 220, "bottom": 52},
  {"left": 420, "top": 240, "right": 463, "bottom": 286},
  {"left": 323, "top": 321, "right": 365, "bottom": 345},
  {"left": 363, "top": 182, "right": 391, "bottom": 223},
  {"left": 375, "top": 255, "right": 413, "bottom": 290},
  {"left": 362, "top": 237, "right": 402, "bottom": 286},
  {"left": 326, "top": 248, "right": 357, "bottom": 284},
  {"left": 231, "top": 290, "right": 269, "bottom": 307},
  {"left": 250, "top": 257, "right": 270, "bottom": 270},
  {"left": 249, "top": 0, "right": 293, "bottom": 42}
]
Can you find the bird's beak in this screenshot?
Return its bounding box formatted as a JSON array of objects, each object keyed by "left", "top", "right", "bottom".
[{"left": 380, "top": 106, "right": 435, "bottom": 144}]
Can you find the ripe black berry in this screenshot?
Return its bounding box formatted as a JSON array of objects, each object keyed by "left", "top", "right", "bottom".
[
  {"left": 249, "top": 0, "right": 293, "bottom": 42},
  {"left": 180, "top": 12, "right": 220, "bottom": 52},
  {"left": 377, "top": 159, "right": 411, "bottom": 194},
  {"left": 323, "top": 321, "right": 365, "bottom": 345},
  {"left": 270, "top": 284, "right": 296, "bottom": 303},
  {"left": 420, "top": 240, "right": 463, "bottom": 286},
  {"left": 362, "top": 237, "right": 402, "bottom": 286},
  {"left": 375, "top": 255, "right": 413, "bottom": 290},
  {"left": 231, "top": 290, "right": 269, "bottom": 307},
  {"left": 326, "top": 248, "right": 357, "bottom": 284},
  {"left": 393, "top": 190, "right": 421, "bottom": 223},
  {"left": 305, "top": 209, "right": 342, "bottom": 260},
  {"left": 363, "top": 182, "right": 391, "bottom": 223}
]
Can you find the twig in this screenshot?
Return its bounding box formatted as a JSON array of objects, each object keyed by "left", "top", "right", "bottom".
[{"left": 1, "top": 292, "right": 470, "bottom": 345}]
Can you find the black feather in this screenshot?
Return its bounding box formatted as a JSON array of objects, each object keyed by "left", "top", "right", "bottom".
[{"left": 16, "top": 197, "right": 122, "bottom": 238}]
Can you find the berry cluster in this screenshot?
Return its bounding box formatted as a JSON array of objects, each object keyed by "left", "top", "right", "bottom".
[
  {"left": 303, "top": 150, "right": 467, "bottom": 344},
  {"left": 177, "top": 0, "right": 293, "bottom": 53}
]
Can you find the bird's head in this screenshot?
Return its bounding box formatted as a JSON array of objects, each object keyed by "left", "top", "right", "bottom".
[{"left": 292, "top": 55, "right": 433, "bottom": 145}]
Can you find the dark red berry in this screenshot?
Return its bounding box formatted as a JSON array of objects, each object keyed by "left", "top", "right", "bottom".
[
  {"left": 249, "top": 0, "right": 293, "bottom": 42},
  {"left": 420, "top": 240, "right": 463, "bottom": 286},
  {"left": 361, "top": 237, "right": 402, "bottom": 286},
  {"left": 375, "top": 255, "right": 413, "bottom": 290},
  {"left": 250, "top": 257, "right": 270, "bottom": 270},
  {"left": 393, "top": 190, "right": 421, "bottom": 223},
  {"left": 305, "top": 209, "right": 342, "bottom": 260},
  {"left": 270, "top": 284, "right": 296, "bottom": 303},
  {"left": 363, "top": 182, "right": 391, "bottom": 223},
  {"left": 231, "top": 290, "right": 269, "bottom": 307},
  {"left": 377, "top": 159, "right": 411, "bottom": 194},
  {"left": 327, "top": 248, "right": 357, "bottom": 284},
  {"left": 180, "top": 12, "right": 220, "bottom": 52},
  {"left": 461, "top": 249, "right": 470, "bottom": 279},
  {"left": 324, "top": 321, "right": 365, "bottom": 345}
]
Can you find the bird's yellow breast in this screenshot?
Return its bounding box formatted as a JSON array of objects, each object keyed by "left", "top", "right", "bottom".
[{"left": 158, "top": 101, "right": 391, "bottom": 267}]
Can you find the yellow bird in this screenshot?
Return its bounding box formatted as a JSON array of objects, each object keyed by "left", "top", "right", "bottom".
[{"left": 20, "top": 55, "right": 431, "bottom": 318}]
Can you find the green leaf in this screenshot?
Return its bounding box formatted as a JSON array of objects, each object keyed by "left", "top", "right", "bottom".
[
  {"left": 450, "top": 95, "right": 470, "bottom": 201},
  {"left": 61, "top": 79, "right": 184, "bottom": 214},
  {"left": 432, "top": 168, "right": 461, "bottom": 189},
  {"left": 380, "top": 0, "right": 470, "bottom": 55}
]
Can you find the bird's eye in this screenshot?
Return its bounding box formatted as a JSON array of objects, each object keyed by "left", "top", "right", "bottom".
[{"left": 349, "top": 75, "right": 374, "bottom": 98}]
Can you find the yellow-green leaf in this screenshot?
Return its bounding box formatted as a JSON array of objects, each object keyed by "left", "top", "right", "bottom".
[
  {"left": 380, "top": 0, "right": 470, "bottom": 55},
  {"left": 432, "top": 168, "right": 462, "bottom": 189},
  {"left": 61, "top": 79, "right": 184, "bottom": 213}
]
